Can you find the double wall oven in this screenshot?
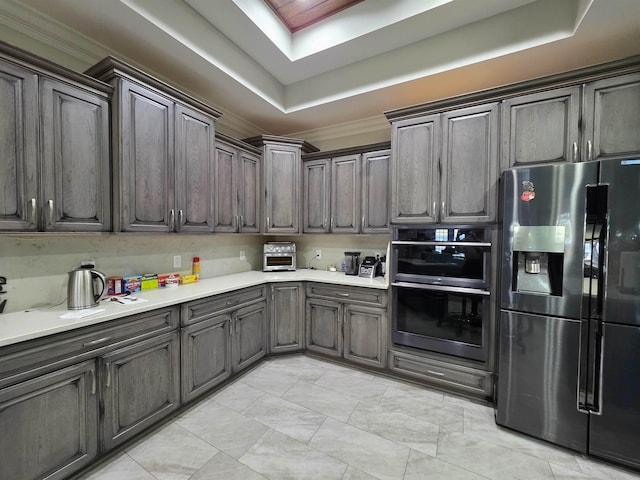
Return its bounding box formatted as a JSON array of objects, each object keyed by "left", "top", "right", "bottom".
[{"left": 391, "top": 226, "right": 491, "bottom": 362}]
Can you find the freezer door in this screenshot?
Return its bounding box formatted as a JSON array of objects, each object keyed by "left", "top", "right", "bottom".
[
  {"left": 501, "top": 162, "right": 598, "bottom": 318},
  {"left": 496, "top": 310, "right": 587, "bottom": 453},
  {"left": 599, "top": 159, "right": 640, "bottom": 327},
  {"left": 589, "top": 323, "right": 640, "bottom": 470}
]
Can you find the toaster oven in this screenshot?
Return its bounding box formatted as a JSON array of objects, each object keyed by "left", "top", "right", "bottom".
[{"left": 263, "top": 242, "right": 296, "bottom": 272}]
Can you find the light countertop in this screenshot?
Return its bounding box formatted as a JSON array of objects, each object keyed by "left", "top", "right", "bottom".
[{"left": 0, "top": 269, "right": 388, "bottom": 348}]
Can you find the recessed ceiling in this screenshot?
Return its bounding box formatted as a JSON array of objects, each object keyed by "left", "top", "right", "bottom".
[
  {"left": 264, "top": 0, "right": 364, "bottom": 33},
  {"left": 1, "top": 0, "right": 640, "bottom": 141}
]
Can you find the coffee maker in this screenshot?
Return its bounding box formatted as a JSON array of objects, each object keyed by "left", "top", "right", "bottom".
[{"left": 343, "top": 252, "right": 361, "bottom": 275}]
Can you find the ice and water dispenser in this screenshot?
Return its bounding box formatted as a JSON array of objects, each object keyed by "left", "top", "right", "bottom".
[{"left": 510, "top": 225, "right": 565, "bottom": 296}]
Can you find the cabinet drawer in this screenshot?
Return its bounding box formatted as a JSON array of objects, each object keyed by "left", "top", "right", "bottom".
[
  {"left": 181, "top": 286, "right": 267, "bottom": 326},
  {"left": 388, "top": 350, "right": 493, "bottom": 399},
  {"left": 305, "top": 283, "right": 388, "bottom": 307},
  {"left": 0, "top": 307, "right": 179, "bottom": 388}
]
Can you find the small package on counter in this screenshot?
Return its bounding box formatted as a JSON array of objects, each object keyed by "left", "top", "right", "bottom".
[
  {"left": 181, "top": 274, "right": 198, "bottom": 285},
  {"left": 123, "top": 275, "right": 142, "bottom": 293},
  {"left": 141, "top": 274, "right": 159, "bottom": 290},
  {"left": 158, "top": 273, "right": 181, "bottom": 288}
]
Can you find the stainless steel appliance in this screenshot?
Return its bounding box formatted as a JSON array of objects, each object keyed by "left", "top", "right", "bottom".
[
  {"left": 263, "top": 242, "right": 296, "bottom": 272},
  {"left": 497, "top": 159, "right": 640, "bottom": 471},
  {"left": 343, "top": 251, "right": 360, "bottom": 275},
  {"left": 67, "top": 265, "right": 107, "bottom": 310},
  {"left": 391, "top": 226, "right": 492, "bottom": 361},
  {"left": 359, "top": 256, "right": 380, "bottom": 278}
]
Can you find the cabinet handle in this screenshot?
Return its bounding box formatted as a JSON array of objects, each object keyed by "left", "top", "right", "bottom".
[
  {"left": 441, "top": 200, "right": 445, "bottom": 219},
  {"left": 30, "top": 198, "right": 36, "bottom": 225},
  {"left": 572, "top": 142, "right": 578, "bottom": 162},
  {"left": 427, "top": 369, "right": 445, "bottom": 377},
  {"left": 178, "top": 209, "right": 184, "bottom": 228},
  {"left": 432, "top": 201, "right": 437, "bottom": 217},
  {"left": 169, "top": 209, "right": 175, "bottom": 231},
  {"left": 239, "top": 215, "right": 244, "bottom": 232},
  {"left": 225, "top": 299, "right": 240, "bottom": 307},
  {"left": 233, "top": 215, "right": 238, "bottom": 232},
  {"left": 331, "top": 218, "right": 335, "bottom": 231},
  {"left": 228, "top": 319, "right": 233, "bottom": 336},
  {"left": 266, "top": 216, "right": 270, "bottom": 230},
  {"left": 47, "top": 200, "right": 54, "bottom": 226},
  {"left": 587, "top": 140, "right": 593, "bottom": 161},
  {"left": 337, "top": 292, "right": 350, "bottom": 297},
  {"left": 105, "top": 362, "right": 112, "bottom": 388},
  {"left": 235, "top": 317, "right": 239, "bottom": 334},
  {"left": 83, "top": 337, "right": 111, "bottom": 348},
  {"left": 89, "top": 368, "right": 96, "bottom": 395}
]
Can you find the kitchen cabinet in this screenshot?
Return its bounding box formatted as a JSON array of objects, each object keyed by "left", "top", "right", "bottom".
[
  {"left": 100, "top": 331, "right": 180, "bottom": 451},
  {"left": 0, "top": 46, "right": 111, "bottom": 233},
  {"left": 305, "top": 283, "right": 387, "bottom": 369},
  {"left": 583, "top": 72, "right": 640, "bottom": 162},
  {"left": 390, "top": 104, "right": 498, "bottom": 224},
  {"left": 0, "top": 305, "right": 179, "bottom": 479},
  {"left": 0, "top": 361, "right": 98, "bottom": 480},
  {"left": 501, "top": 86, "right": 581, "bottom": 169},
  {"left": 213, "top": 133, "right": 261, "bottom": 233},
  {"left": 180, "top": 286, "right": 267, "bottom": 402},
  {"left": 502, "top": 73, "right": 640, "bottom": 169},
  {"left": 269, "top": 282, "right": 305, "bottom": 353},
  {"left": 85, "top": 57, "right": 221, "bottom": 233},
  {"left": 302, "top": 142, "right": 391, "bottom": 234},
  {"left": 244, "top": 135, "right": 318, "bottom": 234}
]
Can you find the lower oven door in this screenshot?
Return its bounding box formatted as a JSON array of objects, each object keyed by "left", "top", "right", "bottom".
[{"left": 392, "top": 282, "right": 490, "bottom": 362}]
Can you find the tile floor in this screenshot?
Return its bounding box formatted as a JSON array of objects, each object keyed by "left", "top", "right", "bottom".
[{"left": 80, "top": 355, "right": 640, "bottom": 480}]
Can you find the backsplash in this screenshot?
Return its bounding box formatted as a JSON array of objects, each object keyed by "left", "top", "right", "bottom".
[{"left": 0, "top": 234, "right": 390, "bottom": 313}]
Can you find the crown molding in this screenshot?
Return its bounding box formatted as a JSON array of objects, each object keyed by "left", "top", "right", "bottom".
[{"left": 289, "top": 114, "right": 390, "bottom": 146}]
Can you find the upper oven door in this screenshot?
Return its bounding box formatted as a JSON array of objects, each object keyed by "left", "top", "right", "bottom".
[{"left": 392, "top": 226, "right": 491, "bottom": 289}]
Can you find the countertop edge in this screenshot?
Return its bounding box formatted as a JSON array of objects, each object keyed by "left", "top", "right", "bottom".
[{"left": 0, "top": 270, "right": 388, "bottom": 348}]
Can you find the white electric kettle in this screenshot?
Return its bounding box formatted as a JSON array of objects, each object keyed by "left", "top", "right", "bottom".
[{"left": 67, "top": 266, "right": 107, "bottom": 310}]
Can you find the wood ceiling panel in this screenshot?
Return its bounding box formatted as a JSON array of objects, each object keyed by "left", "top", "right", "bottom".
[{"left": 265, "top": 0, "right": 364, "bottom": 32}]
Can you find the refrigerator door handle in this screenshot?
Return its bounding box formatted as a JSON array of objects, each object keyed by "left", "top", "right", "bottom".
[{"left": 577, "top": 318, "right": 590, "bottom": 413}]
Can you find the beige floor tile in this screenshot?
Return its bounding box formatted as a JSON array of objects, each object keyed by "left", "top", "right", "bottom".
[
  {"left": 282, "top": 379, "right": 360, "bottom": 421},
  {"left": 81, "top": 453, "right": 156, "bottom": 480},
  {"left": 190, "top": 451, "right": 267, "bottom": 480}
]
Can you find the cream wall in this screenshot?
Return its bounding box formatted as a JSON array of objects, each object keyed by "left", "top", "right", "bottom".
[{"left": 0, "top": 234, "right": 390, "bottom": 313}]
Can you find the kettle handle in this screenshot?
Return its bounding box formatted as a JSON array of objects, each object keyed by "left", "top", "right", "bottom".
[{"left": 91, "top": 270, "right": 107, "bottom": 303}]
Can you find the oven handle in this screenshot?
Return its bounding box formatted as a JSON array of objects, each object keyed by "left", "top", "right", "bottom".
[
  {"left": 391, "top": 241, "right": 491, "bottom": 248},
  {"left": 392, "top": 281, "right": 491, "bottom": 296}
]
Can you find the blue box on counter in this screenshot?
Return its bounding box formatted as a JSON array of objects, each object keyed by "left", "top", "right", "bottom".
[{"left": 123, "top": 275, "right": 141, "bottom": 293}]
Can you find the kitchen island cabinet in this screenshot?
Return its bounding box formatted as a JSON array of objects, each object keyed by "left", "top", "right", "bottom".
[
  {"left": 306, "top": 283, "right": 388, "bottom": 369},
  {"left": 0, "top": 42, "right": 111, "bottom": 233},
  {"left": 85, "top": 57, "right": 221, "bottom": 233}
]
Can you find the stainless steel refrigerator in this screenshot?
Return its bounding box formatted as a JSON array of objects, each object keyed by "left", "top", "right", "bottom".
[{"left": 497, "top": 158, "right": 640, "bottom": 471}]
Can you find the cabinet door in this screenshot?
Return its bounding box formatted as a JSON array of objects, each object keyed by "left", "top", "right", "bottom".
[
  {"left": 0, "top": 361, "right": 98, "bottom": 480},
  {"left": 440, "top": 103, "right": 499, "bottom": 223},
  {"left": 331, "top": 154, "right": 361, "bottom": 233},
  {"left": 305, "top": 298, "right": 342, "bottom": 358},
  {"left": 175, "top": 104, "right": 215, "bottom": 233},
  {"left": 119, "top": 80, "right": 174, "bottom": 232},
  {"left": 232, "top": 301, "right": 267, "bottom": 372},
  {"left": 239, "top": 149, "right": 261, "bottom": 233},
  {"left": 270, "top": 283, "right": 304, "bottom": 353},
  {"left": 264, "top": 143, "right": 300, "bottom": 233},
  {"left": 391, "top": 115, "right": 440, "bottom": 223},
  {"left": 362, "top": 149, "right": 390, "bottom": 234},
  {"left": 501, "top": 86, "right": 581, "bottom": 170},
  {"left": 303, "top": 159, "right": 330, "bottom": 233},
  {"left": 344, "top": 304, "right": 386, "bottom": 369},
  {"left": 213, "top": 139, "right": 238, "bottom": 233},
  {"left": 583, "top": 73, "right": 640, "bottom": 162},
  {"left": 101, "top": 331, "right": 180, "bottom": 450},
  {"left": 0, "top": 60, "right": 38, "bottom": 231},
  {"left": 181, "top": 315, "right": 232, "bottom": 403},
  {"left": 41, "top": 79, "right": 111, "bottom": 232}
]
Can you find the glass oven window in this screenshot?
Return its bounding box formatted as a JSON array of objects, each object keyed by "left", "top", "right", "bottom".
[{"left": 395, "top": 286, "right": 485, "bottom": 349}]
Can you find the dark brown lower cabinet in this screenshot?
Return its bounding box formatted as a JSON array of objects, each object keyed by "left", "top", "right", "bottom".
[{"left": 0, "top": 361, "right": 98, "bottom": 480}]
